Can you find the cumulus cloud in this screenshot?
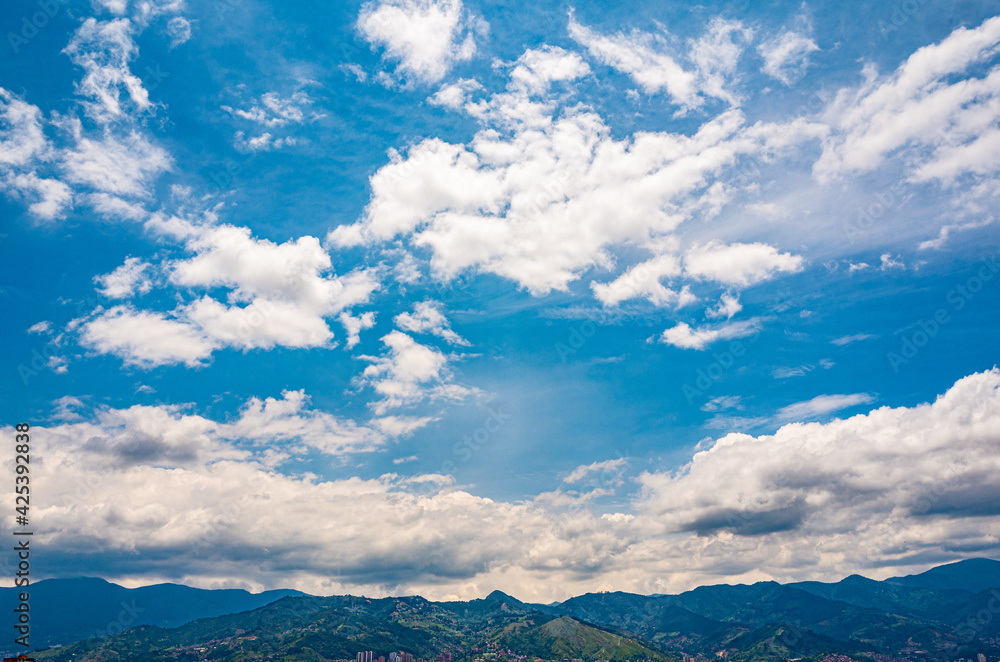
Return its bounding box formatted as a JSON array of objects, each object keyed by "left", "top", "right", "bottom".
[
  {"left": 429, "top": 78, "right": 483, "bottom": 109},
  {"left": 660, "top": 317, "right": 765, "bottom": 350},
  {"left": 591, "top": 253, "right": 694, "bottom": 308},
  {"left": 94, "top": 256, "right": 153, "bottom": 298},
  {"left": 340, "top": 311, "right": 377, "bottom": 349},
  {"left": 357, "top": 0, "right": 487, "bottom": 85},
  {"left": 329, "top": 43, "right": 825, "bottom": 296},
  {"left": 358, "top": 330, "right": 479, "bottom": 414},
  {"left": 758, "top": 25, "right": 819, "bottom": 85},
  {"left": 77, "top": 224, "right": 380, "bottom": 366},
  {"left": 394, "top": 301, "right": 469, "bottom": 346},
  {"left": 684, "top": 241, "right": 805, "bottom": 287},
  {"left": 78, "top": 305, "right": 218, "bottom": 367},
  {"left": 9, "top": 370, "right": 1000, "bottom": 599},
  {"left": 815, "top": 15, "right": 1000, "bottom": 183},
  {"left": 638, "top": 369, "right": 1000, "bottom": 555},
  {"left": 568, "top": 13, "right": 751, "bottom": 111},
  {"left": 705, "top": 292, "right": 742, "bottom": 320}
]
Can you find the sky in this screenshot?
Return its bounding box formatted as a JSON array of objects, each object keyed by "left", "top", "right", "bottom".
[{"left": 0, "top": 0, "right": 999, "bottom": 603}]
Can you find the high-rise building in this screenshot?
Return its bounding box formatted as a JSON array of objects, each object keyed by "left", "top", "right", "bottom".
[
  {"left": 357, "top": 651, "right": 374, "bottom": 662},
  {"left": 979, "top": 654, "right": 987, "bottom": 662}
]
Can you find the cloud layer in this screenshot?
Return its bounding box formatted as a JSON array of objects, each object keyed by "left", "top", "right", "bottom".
[{"left": 11, "top": 370, "right": 1000, "bottom": 600}]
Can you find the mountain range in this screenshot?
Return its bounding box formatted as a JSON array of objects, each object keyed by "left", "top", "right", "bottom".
[{"left": 13, "top": 558, "right": 1000, "bottom": 662}]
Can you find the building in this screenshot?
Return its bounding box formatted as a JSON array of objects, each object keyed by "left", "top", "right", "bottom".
[{"left": 357, "top": 651, "right": 374, "bottom": 662}]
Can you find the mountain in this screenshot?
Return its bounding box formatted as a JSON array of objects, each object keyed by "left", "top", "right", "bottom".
[
  {"left": 33, "top": 594, "right": 672, "bottom": 662},
  {"left": 886, "top": 558, "right": 1000, "bottom": 593},
  {"left": 0, "top": 577, "right": 303, "bottom": 649},
  {"left": 21, "top": 558, "right": 1000, "bottom": 662},
  {"left": 790, "top": 573, "right": 976, "bottom": 623}
]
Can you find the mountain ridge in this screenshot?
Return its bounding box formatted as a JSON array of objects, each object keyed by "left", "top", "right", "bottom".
[{"left": 16, "top": 558, "right": 1000, "bottom": 662}]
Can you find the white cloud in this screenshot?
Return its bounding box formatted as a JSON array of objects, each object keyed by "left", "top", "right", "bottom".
[
  {"left": 78, "top": 305, "right": 218, "bottom": 367},
  {"left": 564, "top": 458, "right": 628, "bottom": 485},
  {"left": 95, "top": 256, "right": 153, "bottom": 298},
  {"left": 394, "top": 300, "right": 469, "bottom": 346},
  {"left": 0, "top": 89, "right": 73, "bottom": 220},
  {"left": 131, "top": 0, "right": 186, "bottom": 27},
  {"left": 87, "top": 191, "right": 149, "bottom": 220},
  {"left": 342, "top": 63, "right": 368, "bottom": 83},
  {"left": 357, "top": 0, "right": 487, "bottom": 84},
  {"left": 758, "top": 28, "right": 819, "bottom": 85},
  {"left": 78, "top": 224, "right": 381, "bottom": 366},
  {"left": 27, "top": 321, "right": 51, "bottom": 334},
  {"left": 170, "top": 225, "right": 378, "bottom": 315},
  {"left": 340, "top": 311, "right": 377, "bottom": 349},
  {"left": 223, "top": 91, "right": 320, "bottom": 151},
  {"left": 165, "top": 15, "right": 191, "bottom": 47},
  {"left": 329, "top": 45, "right": 825, "bottom": 296},
  {"left": 429, "top": 78, "right": 483, "bottom": 109},
  {"left": 880, "top": 252, "right": 904, "bottom": 270},
  {"left": 20, "top": 370, "right": 1000, "bottom": 600},
  {"left": 918, "top": 217, "right": 995, "bottom": 250},
  {"left": 701, "top": 395, "right": 742, "bottom": 412},
  {"left": 638, "top": 371, "right": 1000, "bottom": 566},
  {"left": 8, "top": 171, "right": 73, "bottom": 220},
  {"left": 591, "top": 253, "right": 694, "bottom": 308},
  {"left": 684, "top": 241, "right": 805, "bottom": 287},
  {"left": 375, "top": 415, "right": 434, "bottom": 437},
  {"left": 223, "top": 91, "right": 320, "bottom": 128},
  {"left": 358, "top": 330, "right": 479, "bottom": 414},
  {"left": 815, "top": 16, "right": 1000, "bottom": 183},
  {"left": 568, "top": 15, "right": 695, "bottom": 104},
  {"left": 705, "top": 292, "right": 742, "bottom": 320},
  {"left": 234, "top": 131, "right": 299, "bottom": 152},
  {"left": 831, "top": 333, "right": 874, "bottom": 346},
  {"left": 773, "top": 365, "right": 811, "bottom": 379},
  {"left": 0, "top": 90, "right": 48, "bottom": 166},
  {"left": 660, "top": 317, "right": 765, "bottom": 350},
  {"left": 62, "top": 18, "right": 151, "bottom": 123},
  {"left": 775, "top": 392, "right": 875, "bottom": 422},
  {"left": 568, "top": 14, "right": 750, "bottom": 111},
  {"left": 220, "top": 390, "right": 390, "bottom": 456},
  {"left": 92, "top": 0, "right": 129, "bottom": 14},
  {"left": 61, "top": 127, "right": 172, "bottom": 199}
]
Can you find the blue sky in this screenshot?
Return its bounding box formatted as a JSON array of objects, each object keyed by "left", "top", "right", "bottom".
[{"left": 1, "top": 0, "right": 999, "bottom": 601}]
